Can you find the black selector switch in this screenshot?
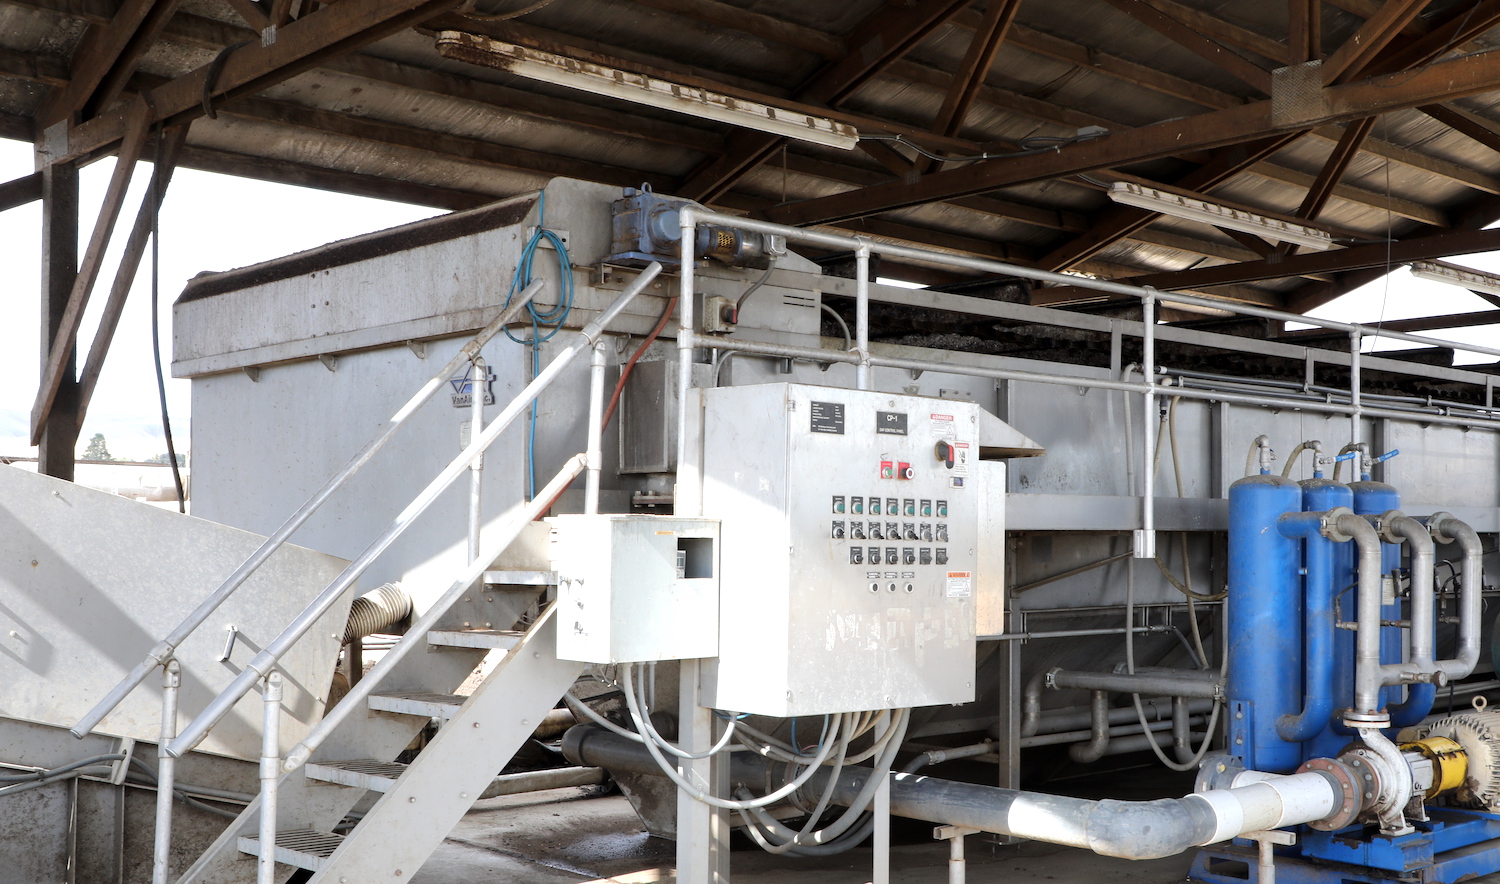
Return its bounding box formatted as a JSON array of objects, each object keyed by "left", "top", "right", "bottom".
[
  {"left": 868, "top": 546, "right": 880, "bottom": 563},
  {"left": 851, "top": 522, "right": 866, "bottom": 540},
  {"left": 831, "top": 521, "right": 845, "bottom": 539},
  {"left": 850, "top": 547, "right": 863, "bottom": 565},
  {"left": 920, "top": 523, "right": 933, "bottom": 542},
  {"left": 902, "top": 547, "right": 915, "bottom": 565},
  {"left": 935, "top": 548, "right": 948, "bottom": 565},
  {"left": 885, "top": 547, "right": 899, "bottom": 566},
  {"left": 903, "top": 523, "right": 917, "bottom": 541},
  {"left": 870, "top": 522, "right": 883, "bottom": 540},
  {"left": 935, "top": 441, "right": 955, "bottom": 469},
  {"left": 936, "top": 524, "right": 948, "bottom": 543},
  {"left": 920, "top": 548, "right": 932, "bottom": 565}
]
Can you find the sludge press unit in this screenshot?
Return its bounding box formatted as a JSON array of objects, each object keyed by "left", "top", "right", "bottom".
[{"left": 2, "top": 176, "right": 1500, "bottom": 883}]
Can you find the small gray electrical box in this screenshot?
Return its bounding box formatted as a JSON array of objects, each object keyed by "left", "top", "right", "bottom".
[{"left": 550, "top": 515, "right": 720, "bottom": 663}]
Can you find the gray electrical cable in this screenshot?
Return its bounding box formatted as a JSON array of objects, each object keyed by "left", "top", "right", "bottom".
[{"left": 618, "top": 665, "right": 841, "bottom": 810}]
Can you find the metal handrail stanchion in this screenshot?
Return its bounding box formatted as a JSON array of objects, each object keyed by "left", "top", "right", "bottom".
[
  {"left": 72, "top": 281, "right": 543, "bottom": 740},
  {"left": 151, "top": 660, "right": 180, "bottom": 884}
]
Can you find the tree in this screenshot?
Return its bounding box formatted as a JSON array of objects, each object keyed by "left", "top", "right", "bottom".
[{"left": 82, "top": 433, "right": 113, "bottom": 462}]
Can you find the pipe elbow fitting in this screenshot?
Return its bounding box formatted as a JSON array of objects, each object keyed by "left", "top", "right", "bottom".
[{"left": 1084, "top": 797, "right": 1214, "bottom": 860}]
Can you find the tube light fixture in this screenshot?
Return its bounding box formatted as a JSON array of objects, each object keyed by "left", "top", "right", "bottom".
[
  {"left": 436, "top": 31, "right": 858, "bottom": 150},
  {"left": 1408, "top": 260, "right": 1500, "bottom": 298},
  {"left": 1107, "top": 181, "right": 1337, "bottom": 251}
]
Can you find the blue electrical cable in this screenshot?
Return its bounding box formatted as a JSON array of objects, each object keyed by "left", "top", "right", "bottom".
[{"left": 502, "top": 191, "right": 575, "bottom": 499}]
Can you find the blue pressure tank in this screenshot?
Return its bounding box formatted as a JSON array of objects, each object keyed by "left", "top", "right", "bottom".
[
  {"left": 1299, "top": 473, "right": 1354, "bottom": 762},
  {"left": 1227, "top": 468, "right": 1304, "bottom": 772}
]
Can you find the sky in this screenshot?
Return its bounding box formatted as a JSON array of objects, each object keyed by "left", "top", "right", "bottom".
[
  {"left": 0, "top": 137, "right": 440, "bottom": 461},
  {"left": 1, "top": 136, "right": 1498, "bottom": 462}
]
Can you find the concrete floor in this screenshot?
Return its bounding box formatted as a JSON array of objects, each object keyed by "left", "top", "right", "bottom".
[{"left": 410, "top": 786, "right": 1198, "bottom": 884}]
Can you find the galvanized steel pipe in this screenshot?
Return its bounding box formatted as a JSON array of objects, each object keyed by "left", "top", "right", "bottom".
[
  {"left": 564, "top": 726, "right": 1344, "bottom": 860},
  {"left": 1323, "top": 512, "right": 1387, "bottom": 722},
  {"left": 1429, "top": 513, "right": 1484, "bottom": 682}
]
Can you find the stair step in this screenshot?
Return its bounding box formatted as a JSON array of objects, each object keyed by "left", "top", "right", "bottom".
[
  {"left": 427, "top": 628, "right": 524, "bottom": 650},
  {"left": 305, "top": 759, "right": 408, "bottom": 792},
  {"left": 237, "top": 828, "right": 344, "bottom": 871},
  {"left": 367, "top": 690, "right": 466, "bottom": 719},
  {"left": 482, "top": 569, "right": 556, "bottom": 586}
]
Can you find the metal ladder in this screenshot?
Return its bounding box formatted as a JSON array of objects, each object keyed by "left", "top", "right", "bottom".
[{"left": 71, "top": 264, "right": 661, "bottom": 884}]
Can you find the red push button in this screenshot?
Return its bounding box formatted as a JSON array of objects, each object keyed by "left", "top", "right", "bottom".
[{"left": 897, "top": 462, "right": 913, "bottom": 480}]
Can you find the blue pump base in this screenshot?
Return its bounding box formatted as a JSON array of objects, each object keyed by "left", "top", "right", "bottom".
[{"left": 1189, "top": 808, "right": 1500, "bottom": 884}]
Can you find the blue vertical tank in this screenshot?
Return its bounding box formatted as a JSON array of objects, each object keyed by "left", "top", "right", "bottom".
[
  {"left": 1299, "top": 472, "right": 1353, "bottom": 762},
  {"left": 1227, "top": 467, "right": 1303, "bottom": 772}
]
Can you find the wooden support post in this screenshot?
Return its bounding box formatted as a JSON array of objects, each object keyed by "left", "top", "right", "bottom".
[
  {"left": 38, "top": 159, "right": 80, "bottom": 480},
  {"left": 78, "top": 125, "right": 191, "bottom": 423}
]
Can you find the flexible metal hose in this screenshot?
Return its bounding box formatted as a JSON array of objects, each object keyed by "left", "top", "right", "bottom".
[{"left": 341, "top": 582, "right": 412, "bottom": 645}]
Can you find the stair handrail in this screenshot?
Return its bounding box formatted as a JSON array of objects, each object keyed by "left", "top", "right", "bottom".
[
  {"left": 165, "top": 262, "right": 661, "bottom": 758},
  {"left": 71, "top": 280, "right": 544, "bottom": 740},
  {"left": 284, "top": 456, "right": 584, "bottom": 771}
]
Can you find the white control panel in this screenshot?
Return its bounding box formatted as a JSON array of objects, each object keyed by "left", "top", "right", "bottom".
[{"left": 697, "top": 384, "right": 982, "bottom": 716}]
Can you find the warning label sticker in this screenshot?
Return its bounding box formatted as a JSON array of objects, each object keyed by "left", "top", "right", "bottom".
[
  {"left": 930, "top": 413, "right": 956, "bottom": 439},
  {"left": 946, "top": 571, "right": 972, "bottom": 598}
]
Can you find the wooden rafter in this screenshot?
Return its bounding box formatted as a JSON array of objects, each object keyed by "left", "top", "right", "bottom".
[
  {"left": 1365, "top": 0, "right": 1500, "bottom": 76},
  {"left": 929, "top": 0, "right": 1023, "bottom": 140},
  {"left": 1033, "top": 135, "right": 1302, "bottom": 271},
  {"left": 675, "top": 0, "right": 974, "bottom": 202},
  {"left": 31, "top": 104, "right": 150, "bottom": 444},
  {"left": 1420, "top": 103, "right": 1500, "bottom": 155},
  {"left": 0, "top": 171, "right": 43, "bottom": 212},
  {"left": 1098, "top": 0, "right": 1272, "bottom": 95},
  {"left": 1292, "top": 116, "right": 1377, "bottom": 223},
  {"left": 77, "top": 124, "right": 190, "bottom": 422},
  {"left": 37, "top": 0, "right": 157, "bottom": 125},
  {"left": 763, "top": 48, "right": 1500, "bottom": 229},
  {"left": 1037, "top": 222, "right": 1500, "bottom": 299},
  {"left": 1321, "top": 0, "right": 1433, "bottom": 85},
  {"left": 50, "top": 0, "right": 470, "bottom": 164},
  {"left": 1289, "top": 0, "right": 1321, "bottom": 64}
]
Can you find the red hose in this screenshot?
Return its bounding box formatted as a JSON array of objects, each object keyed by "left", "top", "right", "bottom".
[{"left": 534, "top": 296, "right": 679, "bottom": 518}]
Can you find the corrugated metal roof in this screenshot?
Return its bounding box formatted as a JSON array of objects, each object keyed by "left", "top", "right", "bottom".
[{"left": 5, "top": 0, "right": 1500, "bottom": 313}]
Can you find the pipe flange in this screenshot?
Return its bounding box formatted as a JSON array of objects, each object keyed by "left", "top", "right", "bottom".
[
  {"left": 1376, "top": 510, "right": 1406, "bottom": 545},
  {"left": 1319, "top": 507, "right": 1356, "bottom": 542},
  {"left": 1342, "top": 710, "right": 1390, "bottom": 728},
  {"left": 1427, "top": 511, "right": 1459, "bottom": 546},
  {"left": 1298, "top": 757, "right": 1361, "bottom": 831},
  {"left": 1340, "top": 751, "right": 1389, "bottom": 818}
]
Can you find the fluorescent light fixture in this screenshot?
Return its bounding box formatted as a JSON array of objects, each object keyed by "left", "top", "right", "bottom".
[
  {"left": 436, "top": 31, "right": 858, "bottom": 150},
  {"left": 1106, "top": 181, "right": 1337, "bottom": 251},
  {"left": 1409, "top": 260, "right": 1500, "bottom": 298}
]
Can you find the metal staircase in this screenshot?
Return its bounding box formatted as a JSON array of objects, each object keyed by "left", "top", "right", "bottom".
[
  {"left": 236, "top": 603, "right": 583, "bottom": 880},
  {"left": 68, "top": 265, "right": 663, "bottom": 884}
]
